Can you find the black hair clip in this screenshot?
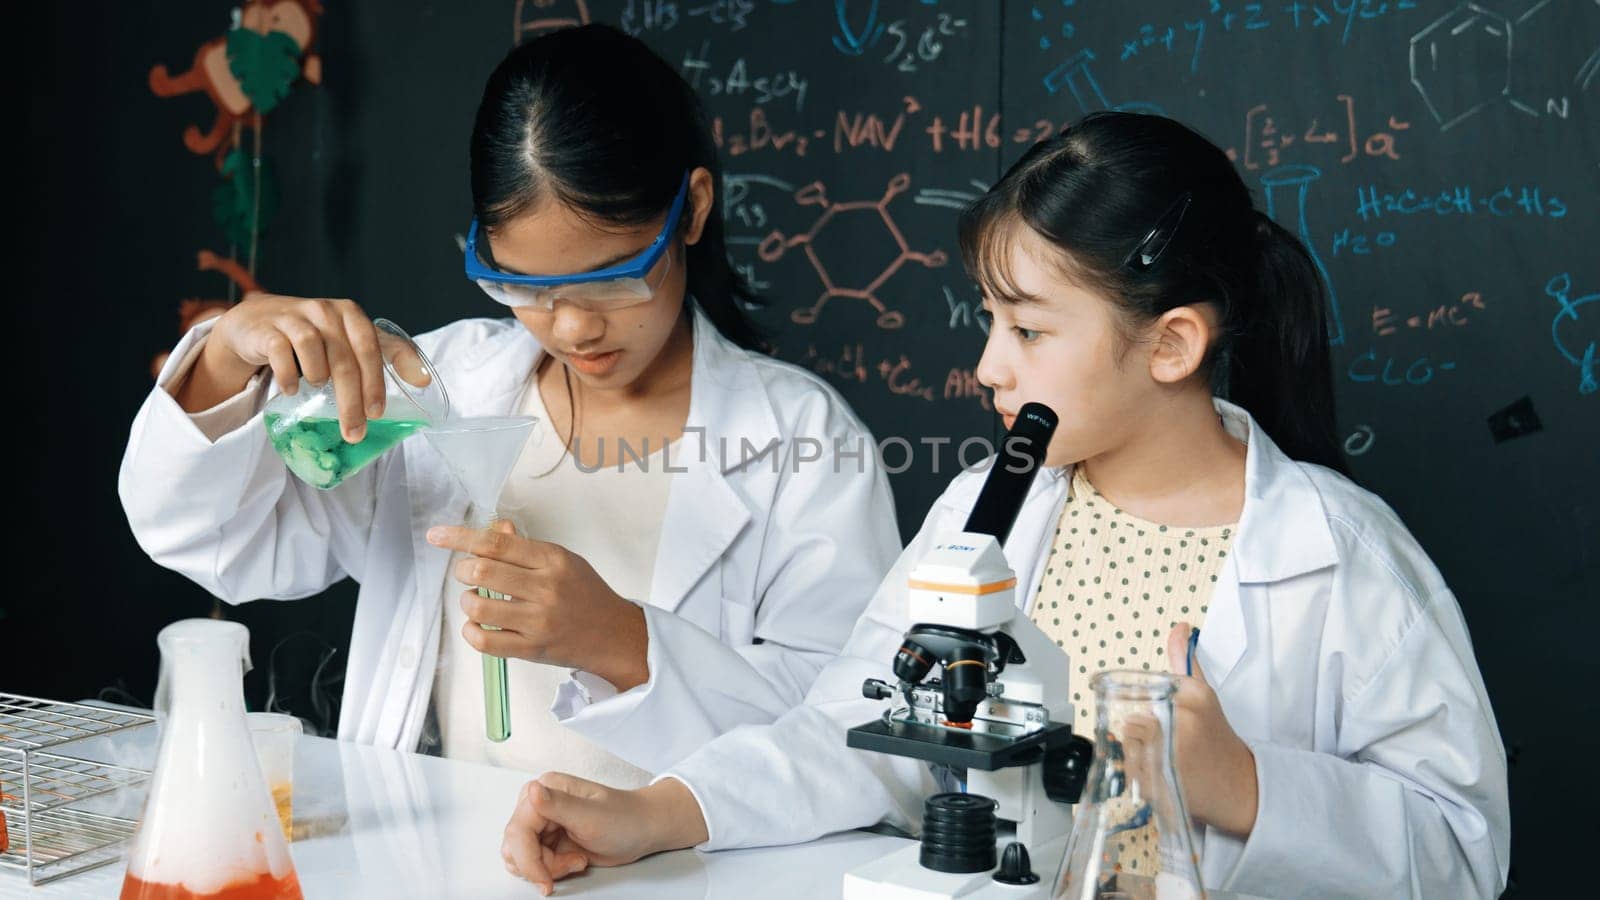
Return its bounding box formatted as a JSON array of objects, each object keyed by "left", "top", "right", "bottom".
[{"left": 1120, "top": 191, "right": 1193, "bottom": 271}]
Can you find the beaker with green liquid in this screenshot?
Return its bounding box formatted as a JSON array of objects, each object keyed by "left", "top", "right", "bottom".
[{"left": 263, "top": 318, "right": 450, "bottom": 490}]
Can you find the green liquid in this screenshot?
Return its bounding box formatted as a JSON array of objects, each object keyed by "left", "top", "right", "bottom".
[
  {"left": 264, "top": 413, "right": 428, "bottom": 490},
  {"left": 481, "top": 588, "right": 513, "bottom": 743}
]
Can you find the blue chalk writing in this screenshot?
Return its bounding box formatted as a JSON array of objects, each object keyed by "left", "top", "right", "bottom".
[
  {"left": 1029, "top": 0, "right": 1080, "bottom": 54},
  {"left": 1045, "top": 48, "right": 1107, "bottom": 106},
  {"left": 1183, "top": 20, "right": 1206, "bottom": 72},
  {"left": 1263, "top": 165, "right": 1345, "bottom": 345},
  {"left": 1330, "top": 227, "right": 1397, "bottom": 257},
  {"left": 1546, "top": 274, "right": 1599, "bottom": 396},
  {"left": 1042, "top": 48, "right": 1166, "bottom": 117},
  {"left": 1347, "top": 348, "right": 1458, "bottom": 386},
  {"left": 834, "top": 0, "right": 885, "bottom": 55},
  {"left": 1119, "top": 0, "right": 1421, "bottom": 73},
  {"left": 1354, "top": 184, "right": 1570, "bottom": 223}
]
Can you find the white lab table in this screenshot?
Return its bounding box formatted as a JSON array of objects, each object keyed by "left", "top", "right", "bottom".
[
  {"left": 4, "top": 729, "right": 1266, "bottom": 899},
  {"left": 3, "top": 730, "right": 917, "bottom": 899}
]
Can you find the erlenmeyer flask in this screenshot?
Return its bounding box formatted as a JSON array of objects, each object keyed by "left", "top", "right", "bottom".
[
  {"left": 1053, "top": 671, "right": 1204, "bottom": 900},
  {"left": 121, "top": 620, "right": 303, "bottom": 900},
  {"left": 263, "top": 318, "right": 450, "bottom": 490}
]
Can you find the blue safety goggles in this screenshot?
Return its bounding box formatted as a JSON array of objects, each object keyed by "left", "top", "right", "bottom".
[{"left": 463, "top": 173, "right": 689, "bottom": 310}]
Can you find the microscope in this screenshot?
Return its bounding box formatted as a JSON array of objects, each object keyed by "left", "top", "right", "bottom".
[{"left": 844, "top": 403, "right": 1093, "bottom": 898}]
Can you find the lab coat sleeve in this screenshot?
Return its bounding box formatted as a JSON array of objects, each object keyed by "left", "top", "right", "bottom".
[
  {"left": 1220, "top": 586, "right": 1510, "bottom": 900},
  {"left": 553, "top": 418, "right": 902, "bottom": 773},
  {"left": 119, "top": 317, "right": 383, "bottom": 603},
  {"left": 656, "top": 499, "right": 959, "bottom": 850}
]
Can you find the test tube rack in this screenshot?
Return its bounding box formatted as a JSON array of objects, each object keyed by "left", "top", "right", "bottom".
[{"left": 0, "top": 693, "right": 154, "bottom": 885}]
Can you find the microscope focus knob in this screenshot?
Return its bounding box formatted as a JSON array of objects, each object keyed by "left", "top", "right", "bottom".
[
  {"left": 861, "top": 678, "right": 895, "bottom": 701},
  {"left": 992, "top": 841, "right": 1039, "bottom": 885},
  {"left": 1043, "top": 734, "right": 1096, "bottom": 804}
]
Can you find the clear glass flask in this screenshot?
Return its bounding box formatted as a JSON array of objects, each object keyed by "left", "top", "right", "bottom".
[
  {"left": 263, "top": 318, "right": 450, "bottom": 490},
  {"left": 121, "top": 619, "right": 303, "bottom": 900},
  {"left": 1053, "top": 671, "right": 1205, "bottom": 900}
]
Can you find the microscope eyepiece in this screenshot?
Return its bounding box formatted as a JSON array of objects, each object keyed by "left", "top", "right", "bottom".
[{"left": 962, "top": 402, "right": 1058, "bottom": 544}]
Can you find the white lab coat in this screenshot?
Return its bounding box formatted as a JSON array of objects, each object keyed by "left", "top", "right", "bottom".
[
  {"left": 666, "top": 400, "right": 1509, "bottom": 900},
  {"left": 118, "top": 307, "right": 901, "bottom": 772}
]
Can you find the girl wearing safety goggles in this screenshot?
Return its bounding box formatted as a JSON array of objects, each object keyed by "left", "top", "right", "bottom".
[{"left": 122, "top": 24, "right": 900, "bottom": 788}]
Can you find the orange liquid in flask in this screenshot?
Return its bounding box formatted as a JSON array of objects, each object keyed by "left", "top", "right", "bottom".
[{"left": 120, "top": 869, "right": 303, "bottom": 900}]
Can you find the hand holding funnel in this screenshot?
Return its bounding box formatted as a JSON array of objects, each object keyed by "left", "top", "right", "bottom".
[{"left": 424, "top": 415, "right": 539, "bottom": 742}]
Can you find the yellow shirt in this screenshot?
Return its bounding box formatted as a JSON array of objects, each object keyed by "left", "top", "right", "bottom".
[
  {"left": 1029, "top": 466, "right": 1235, "bottom": 876},
  {"left": 1029, "top": 466, "right": 1236, "bottom": 734}
]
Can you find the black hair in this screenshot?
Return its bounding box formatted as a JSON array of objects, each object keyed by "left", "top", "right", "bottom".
[
  {"left": 469, "top": 23, "right": 763, "bottom": 350},
  {"left": 958, "top": 111, "right": 1347, "bottom": 475}
]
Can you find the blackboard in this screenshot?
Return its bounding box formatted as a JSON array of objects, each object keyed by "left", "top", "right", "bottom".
[
  {"left": 577, "top": 12, "right": 1597, "bottom": 895},
  {"left": 13, "top": 2, "right": 1596, "bottom": 896}
]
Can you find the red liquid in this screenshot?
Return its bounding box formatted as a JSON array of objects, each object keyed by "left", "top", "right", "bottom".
[{"left": 119, "top": 871, "right": 303, "bottom": 900}]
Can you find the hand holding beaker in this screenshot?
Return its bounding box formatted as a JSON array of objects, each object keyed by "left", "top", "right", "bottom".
[
  {"left": 254, "top": 311, "right": 449, "bottom": 491},
  {"left": 201, "top": 293, "right": 434, "bottom": 441}
]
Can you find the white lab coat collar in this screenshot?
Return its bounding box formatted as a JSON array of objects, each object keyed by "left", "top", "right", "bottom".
[
  {"left": 650, "top": 306, "right": 784, "bottom": 611},
  {"left": 935, "top": 401, "right": 1335, "bottom": 570},
  {"left": 1219, "top": 399, "right": 1339, "bottom": 583},
  {"left": 934, "top": 398, "right": 1338, "bottom": 690}
]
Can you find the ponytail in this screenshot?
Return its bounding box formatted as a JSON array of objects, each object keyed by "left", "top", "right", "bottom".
[
  {"left": 958, "top": 112, "right": 1349, "bottom": 475},
  {"left": 1226, "top": 213, "right": 1347, "bottom": 475}
]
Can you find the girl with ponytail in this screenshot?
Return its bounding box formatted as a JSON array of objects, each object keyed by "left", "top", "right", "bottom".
[{"left": 503, "top": 113, "right": 1508, "bottom": 900}]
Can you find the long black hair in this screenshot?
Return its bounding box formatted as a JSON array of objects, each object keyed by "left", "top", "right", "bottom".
[
  {"left": 469, "top": 24, "right": 763, "bottom": 350},
  {"left": 958, "top": 111, "right": 1347, "bottom": 474}
]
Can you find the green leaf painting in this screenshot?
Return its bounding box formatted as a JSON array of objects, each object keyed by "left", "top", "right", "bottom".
[
  {"left": 212, "top": 149, "right": 279, "bottom": 247},
  {"left": 226, "top": 28, "right": 301, "bottom": 115}
]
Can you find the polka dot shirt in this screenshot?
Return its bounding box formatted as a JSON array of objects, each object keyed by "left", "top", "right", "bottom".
[
  {"left": 1028, "top": 466, "right": 1235, "bottom": 733},
  {"left": 1028, "top": 467, "right": 1235, "bottom": 875}
]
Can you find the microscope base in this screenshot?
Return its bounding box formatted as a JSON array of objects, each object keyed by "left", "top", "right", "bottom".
[{"left": 843, "top": 833, "right": 1068, "bottom": 899}]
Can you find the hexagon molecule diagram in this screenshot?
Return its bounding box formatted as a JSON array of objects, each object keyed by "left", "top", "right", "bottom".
[
  {"left": 759, "top": 174, "right": 947, "bottom": 329},
  {"left": 1410, "top": 0, "right": 1600, "bottom": 130}
]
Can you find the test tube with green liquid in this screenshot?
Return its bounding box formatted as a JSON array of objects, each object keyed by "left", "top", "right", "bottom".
[
  {"left": 421, "top": 417, "right": 540, "bottom": 744},
  {"left": 479, "top": 579, "right": 513, "bottom": 743}
]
